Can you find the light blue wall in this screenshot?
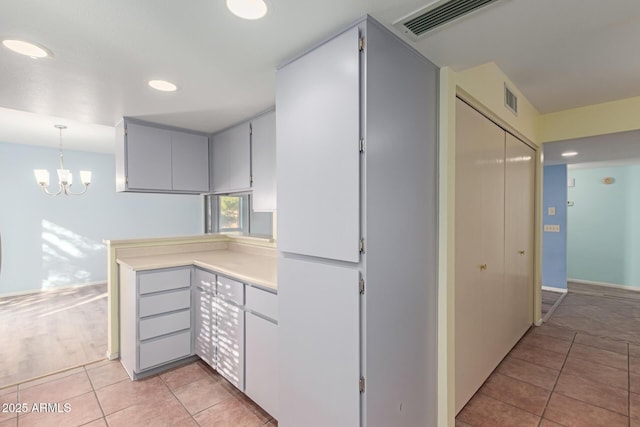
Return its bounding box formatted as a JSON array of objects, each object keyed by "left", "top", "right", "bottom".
[
  {"left": 567, "top": 165, "right": 640, "bottom": 287},
  {"left": 0, "top": 142, "right": 203, "bottom": 295},
  {"left": 542, "top": 164, "right": 568, "bottom": 289}
]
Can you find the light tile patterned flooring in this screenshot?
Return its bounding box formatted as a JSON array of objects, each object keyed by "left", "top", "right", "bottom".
[
  {"left": 0, "top": 359, "right": 277, "bottom": 427},
  {"left": 457, "top": 293, "right": 640, "bottom": 427}
]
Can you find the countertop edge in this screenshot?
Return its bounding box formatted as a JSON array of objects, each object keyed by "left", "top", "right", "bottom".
[{"left": 117, "top": 250, "right": 277, "bottom": 291}]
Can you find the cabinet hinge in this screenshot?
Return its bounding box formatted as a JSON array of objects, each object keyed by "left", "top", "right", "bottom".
[
  {"left": 359, "top": 377, "right": 365, "bottom": 393},
  {"left": 359, "top": 138, "right": 365, "bottom": 153},
  {"left": 249, "top": 123, "right": 253, "bottom": 135},
  {"left": 359, "top": 37, "right": 365, "bottom": 52},
  {"left": 359, "top": 277, "right": 365, "bottom": 295},
  {"left": 359, "top": 239, "right": 365, "bottom": 254},
  {"left": 250, "top": 175, "right": 253, "bottom": 186}
]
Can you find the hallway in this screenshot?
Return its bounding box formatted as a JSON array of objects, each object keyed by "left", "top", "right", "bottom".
[{"left": 456, "top": 292, "right": 640, "bottom": 426}]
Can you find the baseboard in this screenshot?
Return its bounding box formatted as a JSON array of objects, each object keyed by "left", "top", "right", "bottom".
[
  {"left": 106, "top": 351, "right": 120, "bottom": 360},
  {"left": 568, "top": 278, "right": 640, "bottom": 292},
  {"left": 542, "top": 285, "right": 568, "bottom": 294},
  {"left": 0, "top": 281, "right": 106, "bottom": 298},
  {"left": 568, "top": 279, "right": 640, "bottom": 300},
  {"left": 542, "top": 291, "right": 567, "bottom": 323}
]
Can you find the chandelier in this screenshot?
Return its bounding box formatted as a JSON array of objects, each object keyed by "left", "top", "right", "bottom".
[{"left": 34, "top": 124, "right": 92, "bottom": 195}]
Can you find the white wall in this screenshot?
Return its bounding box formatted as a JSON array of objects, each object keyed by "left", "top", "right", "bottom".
[{"left": 0, "top": 142, "right": 203, "bottom": 295}]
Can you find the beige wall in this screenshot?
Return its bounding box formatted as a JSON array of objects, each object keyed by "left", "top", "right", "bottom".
[
  {"left": 539, "top": 95, "right": 640, "bottom": 142},
  {"left": 438, "top": 63, "right": 640, "bottom": 427}
]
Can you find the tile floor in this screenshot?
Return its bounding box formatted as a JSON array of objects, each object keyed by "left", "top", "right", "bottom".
[
  {"left": 0, "top": 358, "right": 276, "bottom": 427},
  {"left": 457, "top": 315, "right": 640, "bottom": 426},
  {"left": 540, "top": 289, "right": 564, "bottom": 319}
]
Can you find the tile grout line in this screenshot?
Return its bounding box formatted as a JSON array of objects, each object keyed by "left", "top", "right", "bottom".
[
  {"left": 83, "top": 364, "right": 108, "bottom": 426},
  {"left": 157, "top": 368, "right": 217, "bottom": 426},
  {"left": 545, "top": 334, "right": 633, "bottom": 421},
  {"left": 539, "top": 329, "right": 577, "bottom": 425}
]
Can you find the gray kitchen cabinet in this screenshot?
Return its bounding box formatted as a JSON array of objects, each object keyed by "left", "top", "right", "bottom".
[
  {"left": 119, "top": 266, "right": 193, "bottom": 380},
  {"left": 250, "top": 110, "right": 276, "bottom": 212},
  {"left": 244, "top": 285, "right": 278, "bottom": 419},
  {"left": 119, "top": 122, "right": 173, "bottom": 191},
  {"left": 277, "top": 27, "right": 360, "bottom": 263},
  {"left": 211, "top": 122, "right": 251, "bottom": 193},
  {"left": 216, "top": 275, "right": 245, "bottom": 389},
  {"left": 171, "top": 131, "right": 210, "bottom": 192},
  {"left": 116, "top": 118, "right": 209, "bottom": 194},
  {"left": 193, "top": 268, "right": 217, "bottom": 368},
  {"left": 277, "top": 17, "right": 439, "bottom": 427}
]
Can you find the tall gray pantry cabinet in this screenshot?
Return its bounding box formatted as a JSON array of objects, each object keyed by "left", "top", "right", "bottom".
[{"left": 276, "top": 17, "right": 439, "bottom": 427}]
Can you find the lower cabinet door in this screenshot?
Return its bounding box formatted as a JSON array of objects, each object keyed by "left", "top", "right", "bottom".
[
  {"left": 194, "top": 286, "right": 216, "bottom": 367},
  {"left": 217, "top": 298, "right": 244, "bottom": 389},
  {"left": 139, "top": 330, "right": 191, "bottom": 371},
  {"left": 245, "top": 312, "right": 278, "bottom": 418},
  {"left": 278, "top": 257, "right": 360, "bottom": 427}
]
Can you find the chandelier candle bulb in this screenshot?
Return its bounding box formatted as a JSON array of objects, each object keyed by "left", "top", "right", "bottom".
[
  {"left": 80, "top": 171, "right": 92, "bottom": 185},
  {"left": 34, "top": 169, "right": 50, "bottom": 186}
]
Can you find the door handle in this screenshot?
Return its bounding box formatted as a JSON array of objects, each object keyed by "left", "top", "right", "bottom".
[
  {"left": 518, "top": 250, "right": 525, "bottom": 255},
  {"left": 479, "top": 264, "right": 487, "bottom": 272}
]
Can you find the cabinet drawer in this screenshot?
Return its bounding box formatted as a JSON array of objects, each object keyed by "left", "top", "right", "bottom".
[
  {"left": 139, "top": 309, "right": 191, "bottom": 341},
  {"left": 245, "top": 286, "right": 277, "bottom": 322},
  {"left": 139, "top": 330, "right": 191, "bottom": 371},
  {"left": 139, "top": 289, "right": 190, "bottom": 317},
  {"left": 217, "top": 275, "right": 244, "bottom": 305},
  {"left": 194, "top": 268, "right": 216, "bottom": 292},
  {"left": 139, "top": 268, "right": 191, "bottom": 295}
]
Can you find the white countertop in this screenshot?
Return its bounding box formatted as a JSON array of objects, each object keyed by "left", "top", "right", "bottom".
[{"left": 117, "top": 249, "right": 277, "bottom": 290}]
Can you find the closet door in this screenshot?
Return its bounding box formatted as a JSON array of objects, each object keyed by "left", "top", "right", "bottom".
[
  {"left": 455, "top": 98, "right": 506, "bottom": 413},
  {"left": 504, "top": 134, "right": 535, "bottom": 346}
]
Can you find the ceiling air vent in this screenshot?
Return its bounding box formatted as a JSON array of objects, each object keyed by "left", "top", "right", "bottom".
[
  {"left": 395, "top": 0, "right": 501, "bottom": 40},
  {"left": 504, "top": 83, "right": 518, "bottom": 115}
]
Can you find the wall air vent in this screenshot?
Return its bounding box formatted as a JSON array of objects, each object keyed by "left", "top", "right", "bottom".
[
  {"left": 504, "top": 83, "right": 518, "bottom": 115},
  {"left": 395, "top": 0, "right": 501, "bottom": 40}
]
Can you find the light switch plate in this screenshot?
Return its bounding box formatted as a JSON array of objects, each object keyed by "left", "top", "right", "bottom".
[{"left": 544, "top": 224, "right": 561, "bottom": 232}]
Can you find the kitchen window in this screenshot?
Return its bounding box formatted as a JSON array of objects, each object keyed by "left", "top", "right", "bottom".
[{"left": 204, "top": 193, "right": 273, "bottom": 237}]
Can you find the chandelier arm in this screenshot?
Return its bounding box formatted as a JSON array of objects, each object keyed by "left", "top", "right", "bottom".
[
  {"left": 40, "top": 183, "right": 64, "bottom": 196},
  {"left": 64, "top": 183, "right": 90, "bottom": 196}
]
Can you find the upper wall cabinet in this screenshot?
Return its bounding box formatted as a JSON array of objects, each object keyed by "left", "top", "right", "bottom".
[
  {"left": 251, "top": 111, "right": 276, "bottom": 212},
  {"left": 210, "top": 110, "right": 276, "bottom": 212},
  {"left": 116, "top": 119, "right": 210, "bottom": 194},
  {"left": 211, "top": 123, "right": 251, "bottom": 194}
]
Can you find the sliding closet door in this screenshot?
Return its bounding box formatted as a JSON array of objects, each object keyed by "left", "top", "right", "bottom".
[
  {"left": 503, "top": 133, "right": 535, "bottom": 347},
  {"left": 455, "top": 98, "right": 506, "bottom": 413}
]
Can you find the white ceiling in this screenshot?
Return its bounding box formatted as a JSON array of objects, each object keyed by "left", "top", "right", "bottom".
[
  {"left": 2, "top": 0, "right": 640, "bottom": 154},
  {"left": 544, "top": 130, "right": 640, "bottom": 168}
]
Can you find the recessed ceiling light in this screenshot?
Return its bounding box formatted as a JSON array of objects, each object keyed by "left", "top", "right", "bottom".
[
  {"left": 148, "top": 80, "right": 178, "bottom": 92},
  {"left": 561, "top": 151, "right": 578, "bottom": 157},
  {"left": 226, "top": 0, "right": 268, "bottom": 20},
  {"left": 2, "top": 39, "right": 50, "bottom": 58}
]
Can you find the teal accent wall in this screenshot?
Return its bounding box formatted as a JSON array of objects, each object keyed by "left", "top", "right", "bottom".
[
  {"left": 542, "top": 165, "right": 568, "bottom": 289},
  {"left": 567, "top": 165, "right": 640, "bottom": 287},
  {"left": 0, "top": 142, "right": 203, "bottom": 295}
]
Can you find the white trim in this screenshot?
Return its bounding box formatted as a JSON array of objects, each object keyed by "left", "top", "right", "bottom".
[
  {"left": 542, "top": 285, "right": 567, "bottom": 294},
  {"left": 534, "top": 319, "right": 544, "bottom": 326},
  {"left": 569, "top": 278, "right": 640, "bottom": 292},
  {"left": 0, "top": 281, "right": 106, "bottom": 298},
  {"left": 106, "top": 351, "right": 120, "bottom": 360}
]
